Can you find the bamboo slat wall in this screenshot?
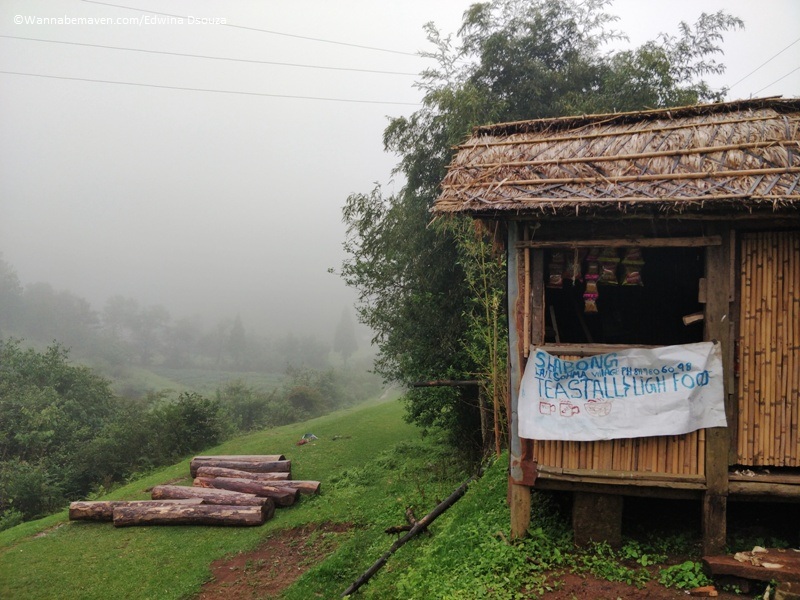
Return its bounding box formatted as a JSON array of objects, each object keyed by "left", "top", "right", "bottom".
[
  {"left": 530, "top": 355, "right": 705, "bottom": 476},
  {"left": 737, "top": 231, "right": 800, "bottom": 467}
]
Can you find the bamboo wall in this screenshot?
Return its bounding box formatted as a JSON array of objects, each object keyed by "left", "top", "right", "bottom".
[
  {"left": 530, "top": 354, "right": 705, "bottom": 476},
  {"left": 737, "top": 231, "right": 800, "bottom": 467}
]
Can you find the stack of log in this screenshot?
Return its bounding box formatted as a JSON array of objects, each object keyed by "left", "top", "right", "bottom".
[{"left": 69, "top": 454, "right": 321, "bottom": 528}]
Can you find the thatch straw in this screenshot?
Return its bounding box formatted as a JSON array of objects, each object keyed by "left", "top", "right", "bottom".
[{"left": 433, "top": 98, "right": 800, "bottom": 216}]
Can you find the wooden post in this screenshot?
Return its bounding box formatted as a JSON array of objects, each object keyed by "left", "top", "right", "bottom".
[
  {"left": 572, "top": 493, "right": 623, "bottom": 548},
  {"left": 508, "top": 222, "right": 533, "bottom": 538},
  {"left": 702, "top": 225, "right": 732, "bottom": 555}
]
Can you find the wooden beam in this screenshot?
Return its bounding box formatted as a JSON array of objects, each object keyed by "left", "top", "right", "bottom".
[
  {"left": 537, "top": 343, "right": 657, "bottom": 356},
  {"left": 443, "top": 166, "right": 800, "bottom": 189},
  {"left": 515, "top": 236, "right": 722, "bottom": 249},
  {"left": 702, "top": 225, "right": 733, "bottom": 556}
]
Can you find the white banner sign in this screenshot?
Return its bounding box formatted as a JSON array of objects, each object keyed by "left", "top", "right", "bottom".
[{"left": 518, "top": 342, "right": 726, "bottom": 441}]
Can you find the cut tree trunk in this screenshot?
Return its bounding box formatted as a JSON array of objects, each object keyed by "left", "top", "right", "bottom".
[
  {"left": 195, "top": 466, "right": 291, "bottom": 482},
  {"left": 192, "top": 454, "right": 285, "bottom": 462},
  {"left": 269, "top": 480, "right": 320, "bottom": 495},
  {"left": 193, "top": 477, "right": 298, "bottom": 507},
  {"left": 69, "top": 499, "right": 202, "bottom": 522},
  {"left": 189, "top": 458, "right": 291, "bottom": 478},
  {"left": 113, "top": 504, "right": 268, "bottom": 527},
  {"left": 195, "top": 467, "right": 318, "bottom": 494},
  {"left": 150, "top": 485, "right": 275, "bottom": 515}
]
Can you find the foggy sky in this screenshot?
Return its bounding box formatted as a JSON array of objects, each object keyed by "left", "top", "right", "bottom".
[{"left": 1, "top": 0, "right": 798, "bottom": 340}]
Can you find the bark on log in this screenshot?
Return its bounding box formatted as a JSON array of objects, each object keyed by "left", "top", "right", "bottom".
[
  {"left": 112, "top": 504, "right": 268, "bottom": 527},
  {"left": 195, "top": 466, "right": 291, "bottom": 482},
  {"left": 192, "top": 454, "right": 285, "bottom": 462},
  {"left": 150, "top": 485, "right": 275, "bottom": 515},
  {"left": 68, "top": 499, "right": 202, "bottom": 522},
  {"left": 193, "top": 477, "right": 298, "bottom": 507},
  {"left": 342, "top": 476, "right": 474, "bottom": 597},
  {"left": 189, "top": 458, "right": 291, "bottom": 477},
  {"left": 270, "top": 480, "right": 320, "bottom": 495},
  {"left": 195, "top": 468, "right": 318, "bottom": 494}
]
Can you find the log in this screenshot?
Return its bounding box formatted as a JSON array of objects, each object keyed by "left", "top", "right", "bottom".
[
  {"left": 113, "top": 504, "right": 267, "bottom": 527},
  {"left": 192, "top": 454, "right": 285, "bottom": 462},
  {"left": 189, "top": 458, "right": 291, "bottom": 477},
  {"left": 341, "top": 476, "right": 474, "bottom": 597},
  {"left": 150, "top": 485, "right": 274, "bottom": 514},
  {"left": 69, "top": 499, "right": 202, "bottom": 522},
  {"left": 275, "top": 480, "right": 321, "bottom": 495},
  {"left": 195, "top": 467, "right": 319, "bottom": 494},
  {"left": 195, "top": 466, "right": 291, "bottom": 482},
  {"left": 193, "top": 477, "right": 298, "bottom": 507}
]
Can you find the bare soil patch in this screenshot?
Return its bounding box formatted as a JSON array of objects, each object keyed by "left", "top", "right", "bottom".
[{"left": 196, "top": 522, "right": 352, "bottom": 600}]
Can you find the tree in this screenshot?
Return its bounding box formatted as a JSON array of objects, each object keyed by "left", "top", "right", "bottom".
[
  {"left": 0, "top": 255, "right": 23, "bottom": 336},
  {"left": 340, "top": 0, "right": 741, "bottom": 453},
  {"left": 0, "top": 340, "right": 118, "bottom": 518},
  {"left": 227, "top": 314, "right": 247, "bottom": 369},
  {"left": 333, "top": 307, "right": 358, "bottom": 366}
]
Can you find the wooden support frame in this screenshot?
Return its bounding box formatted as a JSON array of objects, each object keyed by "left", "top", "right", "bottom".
[
  {"left": 702, "top": 225, "right": 733, "bottom": 555},
  {"left": 515, "top": 236, "right": 722, "bottom": 249}
]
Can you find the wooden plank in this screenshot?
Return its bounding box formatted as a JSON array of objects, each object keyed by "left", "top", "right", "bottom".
[
  {"left": 703, "top": 549, "right": 800, "bottom": 584},
  {"left": 537, "top": 465, "right": 705, "bottom": 483}
]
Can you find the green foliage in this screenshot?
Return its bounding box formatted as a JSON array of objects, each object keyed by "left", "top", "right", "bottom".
[
  {"left": 340, "top": 0, "right": 743, "bottom": 451},
  {"left": 619, "top": 539, "right": 668, "bottom": 567},
  {"left": 332, "top": 307, "right": 358, "bottom": 365},
  {"left": 0, "top": 334, "right": 384, "bottom": 527},
  {"left": 0, "top": 339, "right": 117, "bottom": 519},
  {"left": 576, "top": 542, "right": 650, "bottom": 588},
  {"left": 658, "top": 560, "right": 712, "bottom": 589}
]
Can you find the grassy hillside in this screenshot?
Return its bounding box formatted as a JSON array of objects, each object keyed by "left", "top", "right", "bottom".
[
  {"left": 0, "top": 395, "right": 468, "bottom": 599},
  {"left": 2, "top": 393, "right": 781, "bottom": 599}
]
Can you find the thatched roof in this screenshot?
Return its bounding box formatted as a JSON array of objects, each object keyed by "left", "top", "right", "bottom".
[{"left": 433, "top": 97, "right": 800, "bottom": 217}]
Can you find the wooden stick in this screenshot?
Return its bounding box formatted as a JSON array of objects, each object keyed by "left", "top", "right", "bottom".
[
  {"left": 524, "top": 246, "right": 531, "bottom": 357},
  {"left": 698, "top": 429, "right": 706, "bottom": 476},
  {"left": 791, "top": 233, "right": 800, "bottom": 465},
  {"left": 443, "top": 165, "right": 800, "bottom": 190},
  {"left": 461, "top": 140, "right": 795, "bottom": 171},
  {"left": 737, "top": 238, "right": 749, "bottom": 463},
  {"left": 341, "top": 477, "right": 473, "bottom": 597},
  {"left": 456, "top": 114, "right": 789, "bottom": 150}
]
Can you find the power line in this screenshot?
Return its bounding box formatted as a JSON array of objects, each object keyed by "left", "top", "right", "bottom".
[
  {"left": 728, "top": 36, "right": 800, "bottom": 90},
  {"left": 81, "top": 0, "right": 422, "bottom": 57},
  {"left": 0, "top": 34, "right": 419, "bottom": 76},
  {"left": 0, "top": 70, "right": 422, "bottom": 106},
  {"left": 752, "top": 65, "right": 800, "bottom": 96}
]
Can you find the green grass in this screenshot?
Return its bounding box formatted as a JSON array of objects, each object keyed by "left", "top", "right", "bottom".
[
  {"left": 0, "top": 393, "right": 723, "bottom": 600},
  {"left": 0, "top": 395, "right": 436, "bottom": 600}
]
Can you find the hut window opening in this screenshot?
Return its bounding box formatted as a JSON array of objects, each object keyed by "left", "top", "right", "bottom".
[{"left": 543, "top": 247, "right": 704, "bottom": 346}]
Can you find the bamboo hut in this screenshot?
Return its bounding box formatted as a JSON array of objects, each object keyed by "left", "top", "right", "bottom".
[{"left": 433, "top": 97, "right": 800, "bottom": 553}]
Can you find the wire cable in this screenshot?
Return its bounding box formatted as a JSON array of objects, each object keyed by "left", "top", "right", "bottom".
[
  {"left": 751, "top": 65, "right": 800, "bottom": 96},
  {"left": 0, "top": 34, "right": 419, "bottom": 76},
  {"left": 728, "top": 36, "right": 800, "bottom": 90},
  {"left": 0, "top": 70, "right": 422, "bottom": 106},
  {"left": 81, "top": 0, "right": 422, "bottom": 57}
]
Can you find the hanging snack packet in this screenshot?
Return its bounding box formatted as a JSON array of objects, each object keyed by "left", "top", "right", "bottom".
[
  {"left": 583, "top": 260, "right": 600, "bottom": 313},
  {"left": 620, "top": 247, "right": 645, "bottom": 286},
  {"left": 598, "top": 247, "right": 620, "bottom": 285}
]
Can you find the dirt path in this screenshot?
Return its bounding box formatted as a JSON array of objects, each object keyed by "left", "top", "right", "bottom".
[{"left": 196, "top": 522, "right": 352, "bottom": 600}]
